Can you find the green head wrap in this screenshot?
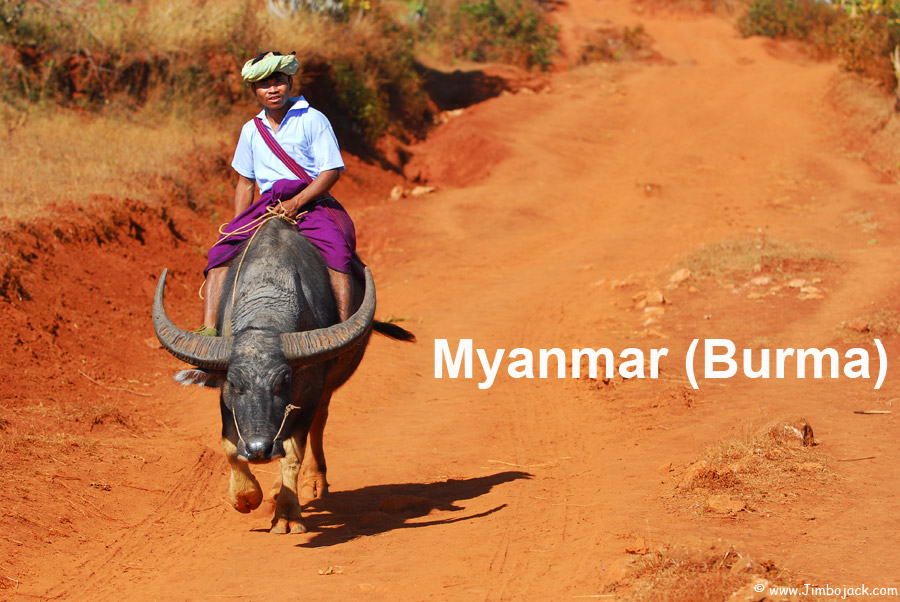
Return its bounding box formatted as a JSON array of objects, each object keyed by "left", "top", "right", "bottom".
[{"left": 241, "top": 51, "right": 299, "bottom": 84}]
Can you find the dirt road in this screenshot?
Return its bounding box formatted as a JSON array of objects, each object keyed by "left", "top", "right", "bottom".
[{"left": 2, "top": 1, "right": 899, "bottom": 600}]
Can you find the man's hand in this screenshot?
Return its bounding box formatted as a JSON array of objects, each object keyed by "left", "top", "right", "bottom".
[
  {"left": 278, "top": 168, "right": 341, "bottom": 217},
  {"left": 277, "top": 197, "right": 304, "bottom": 218}
]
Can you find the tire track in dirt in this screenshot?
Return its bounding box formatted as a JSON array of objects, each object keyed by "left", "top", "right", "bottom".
[
  {"left": 356, "top": 2, "right": 900, "bottom": 595},
  {"left": 42, "top": 441, "right": 227, "bottom": 601}
]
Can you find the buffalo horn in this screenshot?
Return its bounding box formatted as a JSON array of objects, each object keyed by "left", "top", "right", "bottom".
[
  {"left": 152, "top": 269, "right": 233, "bottom": 370},
  {"left": 281, "top": 266, "right": 376, "bottom": 364}
]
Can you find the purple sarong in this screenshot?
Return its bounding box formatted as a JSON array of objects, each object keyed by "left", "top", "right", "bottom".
[{"left": 205, "top": 179, "right": 363, "bottom": 278}]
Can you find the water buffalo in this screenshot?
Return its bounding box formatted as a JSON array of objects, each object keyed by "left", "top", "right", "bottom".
[{"left": 152, "top": 218, "right": 413, "bottom": 533}]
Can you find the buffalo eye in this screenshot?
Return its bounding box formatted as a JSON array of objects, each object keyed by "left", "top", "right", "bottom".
[
  {"left": 272, "top": 372, "right": 291, "bottom": 396},
  {"left": 228, "top": 378, "right": 244, "bottom": 396}
]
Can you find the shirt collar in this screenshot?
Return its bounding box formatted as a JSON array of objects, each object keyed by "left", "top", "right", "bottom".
[{"left": 287, "top": 96, "right": 309, "bottom": 112}]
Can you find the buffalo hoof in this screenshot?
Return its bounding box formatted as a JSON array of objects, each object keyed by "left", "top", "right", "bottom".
[
  {"left": 229, "top": 471, "right": 263, "bottom": 514},
  {"left": 270, "top": 517, "right": 307, "bottom": 534},
  {"left": 300, "top": 474, "right": 329, "bottom": 500}
]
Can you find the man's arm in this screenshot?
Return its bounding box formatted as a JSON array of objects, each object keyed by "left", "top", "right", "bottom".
[
  {"left": 279, "top": 168, "right": 341, "bottom": 218},
  {"left": 234, "top": 174, "right": 256, "bottom": 217}
]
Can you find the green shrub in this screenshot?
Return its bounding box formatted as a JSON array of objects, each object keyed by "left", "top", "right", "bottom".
[
  {"left": 829, "top": 12, "right": 900, "bottom": 87},
  {"left": 302, "top": 12, "right": 432, "bottom": 151},
  {"left": 737, "top": 0, "right": 900, "bottom": 90},
  {"left": 737, "top": 0, "right": 838, "bottom": 40},
  {"left": 418, "top": 0, "right": 558, "bottom": 70},
  {"left": 331, "top": 59, "right": 390, "bottom": 146}
]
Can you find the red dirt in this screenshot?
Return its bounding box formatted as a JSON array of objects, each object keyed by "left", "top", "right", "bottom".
[{"left": 2, "top": 1, "right": 900, "bottom": 600}]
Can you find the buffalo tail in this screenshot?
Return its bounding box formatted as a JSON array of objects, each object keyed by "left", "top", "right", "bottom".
[{"left": 373, "top": 321, "right": 416, "bottom": 342}]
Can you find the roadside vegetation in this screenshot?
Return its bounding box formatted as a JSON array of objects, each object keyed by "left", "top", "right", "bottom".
[
  {"left": 738, "top": 0, "right": 900, "bottom": 93},
  {"left": 0, "top": 0, "right": 557, "bottom": 136},
  {"left": 677, "top": 416, "right": 829, "bottom": 514},
  {"left": 639, "top": 0, "right": 900, "bottom": 106},
  {"left": 674, "top": 236, "right": 835, "bottom": 285},
  {"left": 608, "top": 539, "right": 794, "bottom": 602},
  {"left": 0, "top": 0, "right": 557, "bottom": 219},
  {"left": 579, "top": 24, "right": 663, "bottom": 64}
]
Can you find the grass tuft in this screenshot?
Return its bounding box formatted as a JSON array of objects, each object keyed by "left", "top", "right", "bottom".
[
  {"left": 623, "top": 544, "right": 750, "bottom": 602},
  {"left": 579, "top": 25, "right": 661, "bottom": 64},
  {"left": 678, "top": 416, "right": 831, "bottom": 513},
  {"left": 675, "top": 236, "right": 835, "bottom": 283},
  {"left": 607, "top": 538, "right": 796, "bottom": 602}
]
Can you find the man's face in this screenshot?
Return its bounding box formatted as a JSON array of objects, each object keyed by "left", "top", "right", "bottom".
[{"left": 252, "top": 73, "right": 292, "bottom": 110}]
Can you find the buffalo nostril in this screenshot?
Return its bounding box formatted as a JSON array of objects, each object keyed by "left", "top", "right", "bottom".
[
  {"left": 271, "top": 439, "right": 286, "bottom": 459},
  {"left": 244, "top": 438, "right": 272, "bottom": 461}
]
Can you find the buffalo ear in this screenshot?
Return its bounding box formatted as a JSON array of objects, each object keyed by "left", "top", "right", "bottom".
[{"left": 174, "top": 369, "right": 227, "bottom": 388}]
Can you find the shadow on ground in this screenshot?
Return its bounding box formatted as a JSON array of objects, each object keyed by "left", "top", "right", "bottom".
[{"left": 294, "top": 470, "right": 531, "bottom": 547}]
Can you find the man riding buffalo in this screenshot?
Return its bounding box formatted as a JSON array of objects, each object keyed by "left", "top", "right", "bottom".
[
  {"left": 197, "top": 50, "right": 361, "bottom": 336},
  {"left": 154, "top": 51, "right": 414, "bottom": 533}
]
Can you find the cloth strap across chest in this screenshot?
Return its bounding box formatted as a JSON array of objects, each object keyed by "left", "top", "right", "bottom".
[
  {"left": 205, "top": 118, "right": 363, "bottom": 279},
  {"left": 253, "top": 117, "right": 313, "bottom": 185},
  {"left": 252, "top": 116, "right": 350, "bottom": 239}
]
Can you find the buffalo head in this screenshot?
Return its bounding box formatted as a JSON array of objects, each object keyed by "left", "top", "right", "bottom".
[{"left": 152, "top": 267, "right": 376, "bottom": 462}]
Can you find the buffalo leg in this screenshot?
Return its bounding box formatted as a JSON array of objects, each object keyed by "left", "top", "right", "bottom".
[
  {"left": 268, "top": 473, "right": 283, "bottom": 500},
  {"left": 222, "top": 437, "right": 263, "bottom": 513},
  {"left": 270, "top": 431, "right": 307, "bottom": 534},
  {"left": 300, "top": 395, "right": 331, "bottom": 499}
]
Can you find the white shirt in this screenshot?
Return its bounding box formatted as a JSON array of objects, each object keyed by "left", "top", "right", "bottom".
[{"left": 231, "top": 96, "right": 345, "bottom": 194}]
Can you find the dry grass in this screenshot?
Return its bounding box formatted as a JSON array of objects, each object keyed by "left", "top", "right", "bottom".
[
  {"left": 0, "top": 104, "right": 232, "bottom": 221},
  {"left": 0, "top": 426, "right": 101, "bottom": 471},
  {"left": 678, "top": 417, "right": 831, "bottom": 514},
  {"left": 12, "top": 0, "right": 329, "bottom": 57},
  {"left": 842, "top": 209, "right": 879, "bottom": 234},
  {"left": 633, "top": 0, "right": 750, "bottom": 17},
  {"left": 838, "top": 308, "right": 900, "bottom": 342},
  {"left": 675, "top": 236, "right": 835, "bottom": 284},
  {"left": 0, "top": 401, "right": 135, "bottom": 470},
  {"left": 619, "top": 542, "right": 755, "bottom": 602},
  {"left": 579, "top": 25, "right": 662, "bottom": 65},
  {"left": 20, "top": 431, "right": 100, "bottom": 451},
  {"left": 77, "top": 0, "right": 405, "bottom": 59},
  {"left": 604, "top": 537, "right": 801, "bottom": 602}
]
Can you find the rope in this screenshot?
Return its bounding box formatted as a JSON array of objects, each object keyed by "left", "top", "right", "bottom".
[
  {"left": 214, "top": 203, "right": 300, "bottom": 244},
  {"left": 273, "top": 404, "right": 301, "bottom": 441},
  {"left": 199, "top": 204, "right": 305, "bottom": 300},
  {"left": 231, "top": 402, "right": 300, "bottom": 452},
  {"left": 216, "top": 204, "right": 303, "bottom": 455},
  {"left": 230, "top": 403, "right": 247, "bottom": 447}
]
